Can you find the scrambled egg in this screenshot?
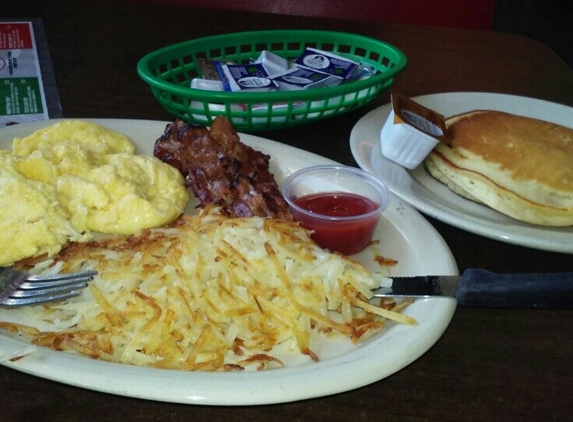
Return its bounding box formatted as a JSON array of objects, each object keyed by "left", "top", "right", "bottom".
[
  {"left": 0, "top": 120, "right": 189, "bottom": 265},
  {"left": 0, "top": 153, "right": 88, "bottom": 265}
]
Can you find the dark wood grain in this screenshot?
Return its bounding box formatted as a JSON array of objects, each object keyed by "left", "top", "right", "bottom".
[{"left": 1, "top": 1, "right": 572, "bottom": 420}]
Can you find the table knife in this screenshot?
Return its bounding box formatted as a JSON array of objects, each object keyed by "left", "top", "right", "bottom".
[{"left": 372, "top": 269, "right": 573, "bottom": 308}]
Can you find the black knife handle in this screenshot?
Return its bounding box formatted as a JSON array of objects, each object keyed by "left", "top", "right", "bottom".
[{"left": 457, "top": 269, "right": 573, "bottom": 308}]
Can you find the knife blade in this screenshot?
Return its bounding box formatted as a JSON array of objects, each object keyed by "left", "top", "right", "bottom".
[{"left": 372, "top": 269, "right": 573, "bottom": 308}]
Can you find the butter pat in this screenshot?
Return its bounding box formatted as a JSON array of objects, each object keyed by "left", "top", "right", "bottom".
[
  {"left": 191, "top": 78, "right": 225, "bottom": 91},
  {"left": 214, "top": 62, "right": 278, "bottom": 92},
  {"left": 294, "top": 48, "right": 359, "bottom": 80},
  {"left": 271, "top": 67, "right": 341, "bottom": 91},
  {"left": 255, "top": 50, "right": 289, "bottom": 77}
]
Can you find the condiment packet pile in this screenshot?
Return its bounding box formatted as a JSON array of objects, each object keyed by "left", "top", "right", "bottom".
[
  {"left": 192, "top": 48, "right": 374, "bottom": 94},
  {"left": 188, "top": 48, "right": 375, "bottom": 123}
]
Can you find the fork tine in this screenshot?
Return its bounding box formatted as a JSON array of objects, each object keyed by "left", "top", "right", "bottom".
[
  {"left": 19, "top": 272, "right": 97, "bottom": 289},
  {"left": 4, "top": 290, "right": 84, "bottom": 307},
  {"left": 0, "top": 266, "right": 97, "bottom": 307},
  {"left": 13, "top": 281, "right": 90, "bottom": 298},
  {"left": 25, "top": 269, "right": 98, "bottom": 283}
]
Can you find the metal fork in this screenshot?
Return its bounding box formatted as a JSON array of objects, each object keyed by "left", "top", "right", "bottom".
[{"left": 0, "top": 265, "right": 97, "bottom": 307}]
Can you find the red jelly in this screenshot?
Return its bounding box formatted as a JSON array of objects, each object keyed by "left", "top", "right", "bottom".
[{"left": 292, "top": 192, "right": 381, "bottom": 255}]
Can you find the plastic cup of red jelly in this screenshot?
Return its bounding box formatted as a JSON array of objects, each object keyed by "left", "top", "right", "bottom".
[{"left": 281, "top": 165, "right": 391, "bottom": 255}]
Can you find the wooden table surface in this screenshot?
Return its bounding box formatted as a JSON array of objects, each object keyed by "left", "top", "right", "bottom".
[{"left": 1, "top": 1, "right": 572, "bottom": 420}]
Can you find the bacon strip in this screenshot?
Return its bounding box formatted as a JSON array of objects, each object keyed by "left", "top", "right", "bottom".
[{"left": 153, "top": 116, "right": 291, "bottom": 220}]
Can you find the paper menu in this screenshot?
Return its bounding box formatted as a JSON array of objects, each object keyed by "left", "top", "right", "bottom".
[{"left": 0, "top": 19, "right": 62, "bottom": 127}]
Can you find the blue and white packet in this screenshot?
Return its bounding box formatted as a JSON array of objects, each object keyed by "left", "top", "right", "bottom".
[
  {"left": 214, "top": 62, "right": 278, "bottom": 92},
  {"left": 271, "top": 67, "right": 342, "bottom": 91},
  {"left": 294, "top": 48, "right": 359, "bottom": 80}
]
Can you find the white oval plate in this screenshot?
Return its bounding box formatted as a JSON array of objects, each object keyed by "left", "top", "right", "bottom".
[
  {"left": 0, "top": 119, "right": 457, "bottom": 405},
  {"left": 350, "top": 92, "right": 573, "bottom": 254}
]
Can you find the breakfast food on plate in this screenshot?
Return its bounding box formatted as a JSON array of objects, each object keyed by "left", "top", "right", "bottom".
[
  {"left": 0, "top": 118, "right": 411, "bottom": 371},
  {"left": 0, "top": 120, "right": 189, "bottom": 265},
  {"left": 2, "top": 206, "right": 414, "bottom": 371},
  {"left": 154, "top": 116, "right": 291, "bottom": 220},
  {"left": 424, "top": 110, "right": 573, "bottom": 226}
]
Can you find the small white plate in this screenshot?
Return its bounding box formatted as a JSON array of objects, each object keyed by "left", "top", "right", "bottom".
[
  {"left": 350, "top": 92, "right": 573, "bottom": 254},
  {"left": 0, "top": 119, "right": 457, "bottom": 405}
]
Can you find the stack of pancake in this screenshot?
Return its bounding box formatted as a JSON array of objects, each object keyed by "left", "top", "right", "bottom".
[{"left": 424, "top": 110, "right": 573, "bottom": 226}]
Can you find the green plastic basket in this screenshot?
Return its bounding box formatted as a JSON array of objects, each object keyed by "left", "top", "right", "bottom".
[{"left": 137, "top": 30, "right": 407, "bottom": 131}]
